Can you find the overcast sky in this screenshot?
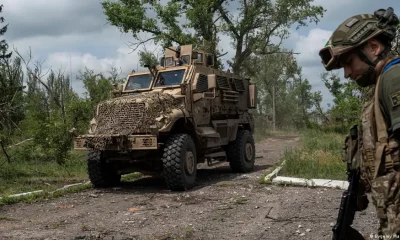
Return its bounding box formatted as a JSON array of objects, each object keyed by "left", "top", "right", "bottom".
[{"left": 2, "top": 0, "right": 399, "bottom": 110}]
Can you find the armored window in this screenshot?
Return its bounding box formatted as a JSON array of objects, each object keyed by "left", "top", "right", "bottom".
[
  {"left": 155, "top": 69, "right": 186, "bottom": 87},
  {"left": 125, "top": 74, "right": 152, "bottom": 91},
  {"left": 165, "top": 57, "right": 174, "bottom": 66},
  {"left": 195, "top": 53, "right": 203, "bottom": 63},
  {"left": 181, "top": 55, "right": 190, "bottom": 64}
]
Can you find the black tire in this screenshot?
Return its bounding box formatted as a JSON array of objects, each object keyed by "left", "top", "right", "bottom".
[
  {"left": 87, "top": 150, "right": 121, "bottom": 188},
  {"left": 226, "top": 129, "right": 255, "bottom": 173},
  {"left": 161, "top": 133, "right": 197, "bottom": 191}
]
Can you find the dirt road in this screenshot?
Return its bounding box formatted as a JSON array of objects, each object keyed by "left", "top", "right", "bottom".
[{"left": 0, "top": 135, "right": 379, "bottom": 240}]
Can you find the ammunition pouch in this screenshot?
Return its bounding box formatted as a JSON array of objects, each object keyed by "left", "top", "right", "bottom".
[
  {"left": 360, "top": 139, "right": 400, "bottom": 192},
  {"left": 343, "top": 124, "right": 359, "bottom": 170},
  {"left": 375, "top": 139, "right": 400, "bottom": 177}
]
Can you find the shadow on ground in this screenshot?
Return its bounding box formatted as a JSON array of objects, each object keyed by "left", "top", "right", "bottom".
[{"left": 98, "top": 161, "right": 274, "bottom": 195}]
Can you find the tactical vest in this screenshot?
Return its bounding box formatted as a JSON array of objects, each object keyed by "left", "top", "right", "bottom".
[{"left": 358, "top": 57, "right": 400, "bottom": 189}]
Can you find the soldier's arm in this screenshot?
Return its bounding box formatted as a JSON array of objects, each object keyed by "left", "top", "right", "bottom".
[{"left": 380, "top": 66, "right": 400, "bottom": 139}]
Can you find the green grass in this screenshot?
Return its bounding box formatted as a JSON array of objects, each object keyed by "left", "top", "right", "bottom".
[
  {"left": 278, "top": 129, "right": 347, "bottom": 181},
  {"left": 0, "top": 172, "right": 142, "bottom": 206},
  {"left": 0, "top": 147, "right": 146, "bottom": 199},
  {"left": 0, "top": 150, "right": 90, "bottom": 197}
]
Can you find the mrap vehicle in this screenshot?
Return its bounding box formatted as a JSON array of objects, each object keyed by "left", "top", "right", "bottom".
[{"left": 73, "top": 44, "right": 257, "bottom": 191}]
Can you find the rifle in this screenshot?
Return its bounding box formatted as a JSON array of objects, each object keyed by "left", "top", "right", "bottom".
[{"left": 332, "top": 125, "right": 364, "bottom": 240}]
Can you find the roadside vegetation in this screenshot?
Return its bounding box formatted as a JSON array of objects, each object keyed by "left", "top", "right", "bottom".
[
  {"left": 0, "top": 148, "right": 88, "bottom": 197},
  {"left": 278, "top": 128, "right": 347, "bottom": 180}
]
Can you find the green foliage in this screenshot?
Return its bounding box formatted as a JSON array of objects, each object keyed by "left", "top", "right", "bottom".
[
  {"left": 0, "top": 6, "right": 24, "bottom": 143},
  {"left": 1, "top": 51, "right": 116, "bottom": 166},
  {"left": 139, "top": 50, "right": 159, "bottom": 67},
  {"left": 79, "top": 67, "right": 114, "bottom": 108},
  {"left": 321, "top": 71, "right": 363, "bottom": 129},
  {"left": 0, "top": 4, "right": 11, "bottom": 60}
]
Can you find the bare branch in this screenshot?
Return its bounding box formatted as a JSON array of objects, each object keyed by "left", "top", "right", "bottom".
[
  {"left": 218, "top": 6, "right": 239, "bottom": 39},
  {"left": 126, "top": 36, "right": 158, "bottom": 53},
  {"left": 216, "top": 51, "right": 229, "bottom": 58},
  {"left": 213, "top": 15, "right": 223, "bottom": 24},
  {"left": 0, "top": 140, "right": 10, "bottom": 163}
]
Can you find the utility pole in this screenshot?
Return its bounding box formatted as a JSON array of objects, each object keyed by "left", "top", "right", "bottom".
[{"left": 272, "top": 85, "right": 276, "bottom": 131}]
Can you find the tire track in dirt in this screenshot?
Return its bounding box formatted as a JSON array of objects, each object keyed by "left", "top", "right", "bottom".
[{"left": 0, "top": 135, "right": 379, "bottom": 239}]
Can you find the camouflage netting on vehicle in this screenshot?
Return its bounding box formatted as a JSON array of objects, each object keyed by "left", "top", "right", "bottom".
[{"left": 85, "top": 92, "right": 184, "bottom": 149}]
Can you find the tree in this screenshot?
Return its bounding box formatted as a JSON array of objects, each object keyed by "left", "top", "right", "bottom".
[
  {"left": 139, "top": 50, "right": 159, "bottom": 68},
  {"left": 101, "top": 0, "right": 325, "bottom": 75},
  {"left": 10, "top": 49, "right": 101, "bottom": 165},
  {"left": 218, "top": 0, "right": 324, "bottom": 75},
  {"left": 250, "top": 50, "right": 323, "bottom": 129},
  {"left": 78, "top": 67, "right": 114, "bottom": 108},
  {"left": 0, "top": 4, "right": 24, "bottom": 146},
  {"left": 321, "top": 71, "right": 363, "bottom": 127},
  {"left": 251, "top": 50, "right": 299, "bottom": 114},
  {"left": 0, "top": 4, "right": 11, "bottom": 61}
]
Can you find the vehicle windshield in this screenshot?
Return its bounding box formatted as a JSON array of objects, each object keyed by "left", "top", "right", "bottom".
[
  {"left": 154, "top": 69, "right": 185, "bottom": 87},
  {"left": 124, "top": 74, "right": 152, "bottom": 91}
]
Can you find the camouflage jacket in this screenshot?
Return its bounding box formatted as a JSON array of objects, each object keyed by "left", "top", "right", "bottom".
[{"left": 358, "top": 57, "right": 400, "bottom": 189}]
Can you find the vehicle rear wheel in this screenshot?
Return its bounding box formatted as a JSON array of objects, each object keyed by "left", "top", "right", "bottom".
[
  {"left": 87, "top": 150, "right": 121, "bottom": 188},
  {"left": 161, "top": 133, "right": 197, "bottom": 191},
  {"left": 226, "top": 129, "right": 255, "bottom": 173}
]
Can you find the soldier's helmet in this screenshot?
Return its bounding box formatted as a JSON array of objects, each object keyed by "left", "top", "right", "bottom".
[{"left": 319, "top": 7, "right": 399, "bottom": 71}]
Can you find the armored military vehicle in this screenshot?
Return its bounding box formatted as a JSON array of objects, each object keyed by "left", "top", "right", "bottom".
[{"left": 73, "top": 45, "right": 257, "bottom": 191}]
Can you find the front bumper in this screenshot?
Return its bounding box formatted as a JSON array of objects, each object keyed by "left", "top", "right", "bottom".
[{"left": 73, "top": 134, "right": 158, "bottom": 151}]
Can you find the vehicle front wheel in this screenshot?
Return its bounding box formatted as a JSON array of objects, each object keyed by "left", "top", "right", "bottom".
[
  {"left": 87, "top": 150, "right": 121, "bottom": 188},
  {"left": 161, "top": 133, "right": 197, "bottom": 191}
]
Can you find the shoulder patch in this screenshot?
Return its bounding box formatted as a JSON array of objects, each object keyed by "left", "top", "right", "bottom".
[{"left": 391, "top": 91, "right": 400, "bottom": 107}]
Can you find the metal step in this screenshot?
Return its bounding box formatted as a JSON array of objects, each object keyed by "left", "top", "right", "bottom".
[{"left": 204, "top": 150, "right": 227, "bottom": 166}]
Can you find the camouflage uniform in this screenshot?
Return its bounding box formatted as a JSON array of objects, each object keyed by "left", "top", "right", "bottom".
[{"left": 318, "top": 7, "right": 400, "bottom": 236}]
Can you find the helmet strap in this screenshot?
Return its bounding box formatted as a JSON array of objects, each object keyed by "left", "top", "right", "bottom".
[{"left": 354, "top": 46, "right": 391, "bottom": 87}]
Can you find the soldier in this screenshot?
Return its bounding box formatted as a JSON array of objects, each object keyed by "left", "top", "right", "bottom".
[{"left": 318, "top": 7, "right": 400, "bottom": 237}]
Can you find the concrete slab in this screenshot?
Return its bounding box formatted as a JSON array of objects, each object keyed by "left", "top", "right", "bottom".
[{"left": 272, "top": 176, "right": 348, "bottom": 190}]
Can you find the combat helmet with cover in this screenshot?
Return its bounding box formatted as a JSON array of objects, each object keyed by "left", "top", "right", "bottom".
[{"left": 319, "top": 7, "right": 399, "bottom": 82}]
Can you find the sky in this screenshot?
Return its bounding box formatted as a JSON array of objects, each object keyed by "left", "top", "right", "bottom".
[{"left": 2, "top": 0, "right": 399, "bottom": 110}]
